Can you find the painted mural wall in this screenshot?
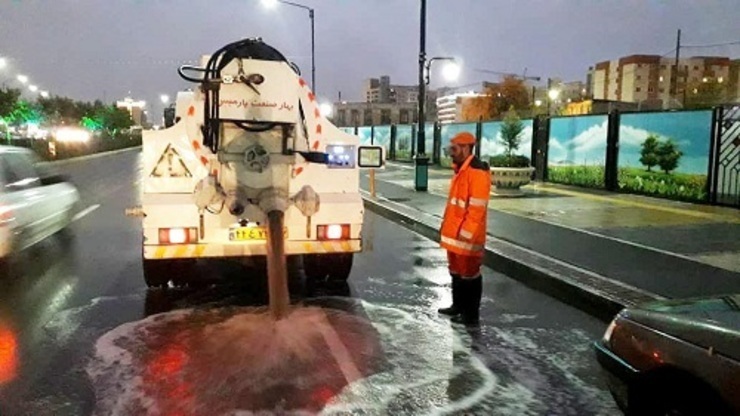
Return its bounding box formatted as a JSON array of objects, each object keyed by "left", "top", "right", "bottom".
[
  {"left": 547, "top": 115, "right": 609, "bottom": 188},
  {"left": 618, "top": 110, "right": 711, "bottom": 201}
]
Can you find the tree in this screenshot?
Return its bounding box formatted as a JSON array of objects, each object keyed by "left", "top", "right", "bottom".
[
  {"left": 486, "top": 76, "right": 531, "bottom": 118},
  {"left": 461, "top": 95, "right": 495, "bottom": 122},
  {"left": 95, "top": 105, "right": 133, "bottom": 136},
  {"left": 500, "top": 106, "right": 524, "bottom": 159},
  {"left": 490, "top": 106, "right": 529, "bottom": 167},
  {"left": 0, "top": 87, "right": 21, "bottom": 119},
  {"left": 38, "top": 95, "right": 88, "bottom": 125},
  {"left": 458, "top": 77, "right": 532, "bottom": 122},
  {"left": 7, "top": 100, "right": 43, "bottom": 124},
  {"left": 639, "top": 135, "right": 660, "bottom": 172},
  {"left": 684, "top": 79, "right": 727, "bottom": 109},
  {"left": 656, "top": 139, "right": 682, "bottom": 174}
]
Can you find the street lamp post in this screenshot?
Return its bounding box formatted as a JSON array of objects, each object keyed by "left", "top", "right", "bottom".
[
  {"left": 414, "top": 0, "right": 428, "bottom": 192},
  {"left": 414, "top": 0, "right": 458, "bottom": 191},
  {"left": 262, "top": 0, "right": 316, "bottom": 94}
]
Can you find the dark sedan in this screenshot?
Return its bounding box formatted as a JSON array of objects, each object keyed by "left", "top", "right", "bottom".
[{"left": 594, "top": 294, "right": 739, "bottom": 415}]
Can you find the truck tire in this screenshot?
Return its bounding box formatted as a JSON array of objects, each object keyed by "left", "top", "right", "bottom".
[{"left": 303, "top": 253, "right": 353, "bottom": 282}]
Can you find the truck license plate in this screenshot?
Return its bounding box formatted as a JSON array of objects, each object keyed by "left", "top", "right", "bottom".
[{"left": 229, "top": 227, "right": 287, "bottom": 241}]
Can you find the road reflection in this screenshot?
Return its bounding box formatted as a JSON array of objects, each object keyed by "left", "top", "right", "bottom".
[
  {"left": 0, "top": 233, "right": 79, "bottom": 391},
  {"left": 0, "top": 321, "right": 18, "bottom": 386},
  {"left": 93, "top": 260, "right": 387, "bottom": 415}
]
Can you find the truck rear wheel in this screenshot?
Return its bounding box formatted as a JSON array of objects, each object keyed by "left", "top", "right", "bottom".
[{"left": 303, "top": 253, "right": 354, "bottom": 282}]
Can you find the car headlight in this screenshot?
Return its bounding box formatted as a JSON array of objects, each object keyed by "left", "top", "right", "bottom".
[{"left": 602, "top": 319, "right": 617, "bottom": 344}]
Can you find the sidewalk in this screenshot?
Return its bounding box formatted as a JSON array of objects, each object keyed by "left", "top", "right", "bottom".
[{"left": 360, "top": 162, "right": 740, "bottom": 316}]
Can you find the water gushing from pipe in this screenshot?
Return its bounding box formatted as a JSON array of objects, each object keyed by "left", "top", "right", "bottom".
[{"left": 266, "top": 210, "right": 290, "bottom": 319}]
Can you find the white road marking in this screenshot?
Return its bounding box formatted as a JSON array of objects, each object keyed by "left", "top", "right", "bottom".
[{"left": 72, "top": 204, "right": 101, "bottom": 222}]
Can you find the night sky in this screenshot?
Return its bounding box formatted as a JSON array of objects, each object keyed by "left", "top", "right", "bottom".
[{"left": 1, "top": 0, "right": 739, "bottom": 116}]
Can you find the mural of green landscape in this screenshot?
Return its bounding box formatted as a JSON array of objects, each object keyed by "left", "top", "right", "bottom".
[
  {"left": 341, "top": 108, "right": 716, "bottom": 203},
  {"left": 547, "top": 111, "right": 712, "bottom": 202},
  {"left": 617, "top": 111, "right": 711, "bottom": 201},
  {"left": 547, "top": 115, "right": 609, "bottom": 188}
]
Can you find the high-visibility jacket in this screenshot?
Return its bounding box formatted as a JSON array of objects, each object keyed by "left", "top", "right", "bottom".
[{"left": 440, "top": 155, "right": 491, "bottom": 257}]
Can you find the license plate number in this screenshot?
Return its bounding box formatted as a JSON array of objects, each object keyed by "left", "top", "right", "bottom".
[{"left": 229, "top": 227, "right": 287, "bottom": 241}]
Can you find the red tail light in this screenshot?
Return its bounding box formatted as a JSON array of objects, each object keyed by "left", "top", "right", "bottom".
[
  {"left": 317, "top": 224, "right": 350, "bottom": 240},
  {"left": 158, "top": 228, "right": 198, "bottom": 244},
  {"left": 0, "top": 206, "right": 14, "bottom": 226}
]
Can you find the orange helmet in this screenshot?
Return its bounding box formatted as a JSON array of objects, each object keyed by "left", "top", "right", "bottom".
[{"left": 451, "top": 132, "right": 476, "bottom": 146}]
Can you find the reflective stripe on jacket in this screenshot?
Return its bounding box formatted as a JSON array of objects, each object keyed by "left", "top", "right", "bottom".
[{"left": 440, "top": 155, "right": 491, "bottom": 256}]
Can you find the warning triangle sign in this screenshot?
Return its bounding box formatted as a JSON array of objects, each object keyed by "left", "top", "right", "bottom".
[{"left": 150, "top": 143, "right": 193, "bottom": 178}]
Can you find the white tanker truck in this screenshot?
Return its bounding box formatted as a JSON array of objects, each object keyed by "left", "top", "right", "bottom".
[{"left": 131, "top": 38, "right": 383, "bottom": 288}]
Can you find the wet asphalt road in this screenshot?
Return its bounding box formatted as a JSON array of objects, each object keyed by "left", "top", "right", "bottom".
[{"left": 0, "top": 150, "right": 619, "bottom": 415}]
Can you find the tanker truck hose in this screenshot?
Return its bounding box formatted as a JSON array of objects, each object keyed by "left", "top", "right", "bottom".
[
  {"left": 266, "top": 210, "right": 290, "bottom": 319},
  {"left": 179, "top": 38, "right": 296, "bottom": 152},
  {"left": 177, "top": 65, "right": 208, "bottom": 83}
]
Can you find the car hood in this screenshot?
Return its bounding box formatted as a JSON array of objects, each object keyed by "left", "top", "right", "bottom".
[{"left": 626, "top": 294, "right": 740, "bottom": 361}]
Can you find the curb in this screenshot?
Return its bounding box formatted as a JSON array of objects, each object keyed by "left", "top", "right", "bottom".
[
  {"left": 361, "top": 191, "right": 664, "bottom": 322},
  {"left": 38, "top": 146, "right": 141, "bottom": 167}
]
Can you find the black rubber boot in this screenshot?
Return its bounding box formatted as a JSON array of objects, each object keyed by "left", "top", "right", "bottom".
[
  {"left": 452, "top": 276, "right": 482, "bottom": 326},
  {"left": 438, "top": 274, "right": 462, "bottom": 316}
]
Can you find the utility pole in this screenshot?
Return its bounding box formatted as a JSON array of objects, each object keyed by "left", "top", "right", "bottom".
[{"left": 671, "top": 29, "right": 681, "bottom": 107}]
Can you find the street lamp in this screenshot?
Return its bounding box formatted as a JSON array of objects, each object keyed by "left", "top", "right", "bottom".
[
  {"left": 28, "top": 85, "right": 38, "bottom": 93},
  {"left": 546, "top": 77, "right": 560, "bottom": 116},
  {"left": 319, "top": 102, "right": 333, "bottom": 117},
  {"left": 262, "top": 0, "right": 316, "bottom": 94},
  {"left": 40, "top": 91, "right": 49, "bottom": 98},
  {"left": 424, "top": 57, "right": 458, "bottom": 85},
  {"left": 17, "top": 74, "right": 28, "bottom": 84},
  {"left": 160, "top": 94, "right": 170, "bottom": 104},
  {"left": 442, "top": 61, "right": 461, "bottom": 83}
]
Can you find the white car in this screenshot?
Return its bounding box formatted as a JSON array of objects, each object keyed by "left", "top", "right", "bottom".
[{"left": 0, "top": 146, "right": 79, "bottom": 262}]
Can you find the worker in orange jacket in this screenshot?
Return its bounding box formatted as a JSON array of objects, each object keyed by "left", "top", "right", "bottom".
[{"left": 438, "top": 131, "right": 491, "bottom": 325}]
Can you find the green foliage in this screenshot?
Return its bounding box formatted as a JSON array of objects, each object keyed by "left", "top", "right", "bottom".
[
  {"left": 618, "top": 167, "right": 706, "bottom": 202},
  {"left": 0, "top": 87, "right": 21, "bottom": 118},
  {"left": 548, "top": 165, "right": 706, "bottom": 202},
  {"left": 500, "top": 107, "right": 524, "bottom": 157},
  {"left": 548, "top": 165, "right": 605, "bottom": 188},
  {"left": 489, "top": 154, "right": 530, "bottom": 168},
  {"left": 639, "top": 134, "right": 683, "bottom": 174},
  {"left": 684, "top": 79, "right": 727, "bottom": 109},
  {"left": 639, "top": 134, "right": 660, "bottom": 172},
  {"left": 655, "top": 139, "right": 682, "bottom": 174},
  {"left": 8, "top": 100, "right": 43, "bottom": 124},
  {"left": 396, "top": 149, "right": 412, "bottom": 161},
  {"left": 491, "top": 106, "right": 530, "bottom": 167}
]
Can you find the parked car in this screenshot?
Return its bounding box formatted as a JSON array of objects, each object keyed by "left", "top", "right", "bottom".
[
  {"left": 594, "top": 295, "right": 739, "bottom": 415},
  {"left": 0, "top": 146, "right": 79, "bottom": 264}
]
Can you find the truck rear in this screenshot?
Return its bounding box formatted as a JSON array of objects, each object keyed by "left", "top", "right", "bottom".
[{"left": 134, "top": 38, "right": 382, "bottom": 288}]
